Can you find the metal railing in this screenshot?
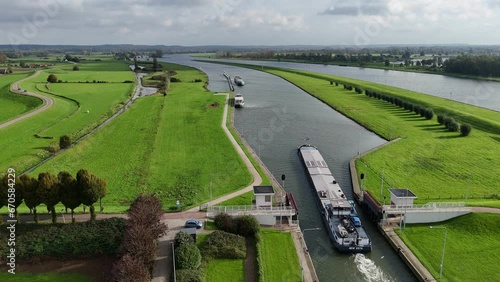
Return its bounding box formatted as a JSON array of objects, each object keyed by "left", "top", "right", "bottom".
[
  {"left": 207, "top": 205, "right": 296, "bottom": 215},
  {"left": 383, "top": 202, "right": 468, "bottom": 213}
]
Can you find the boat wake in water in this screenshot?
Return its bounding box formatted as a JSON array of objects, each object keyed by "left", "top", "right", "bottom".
[{"left": 353, "top": 254, "right": 395, "bottom": 282}]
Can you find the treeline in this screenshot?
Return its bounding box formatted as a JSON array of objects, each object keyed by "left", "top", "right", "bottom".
[
  {"left": 0, "top": 169, "right": 107, "bottom": 223},
  {"left": 443, "top": 55, "right": 500, "bottom": 77}
]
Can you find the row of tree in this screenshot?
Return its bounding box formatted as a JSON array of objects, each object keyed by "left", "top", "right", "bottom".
[
  {"left": 0, "top": 169, "right": 106, "bottom": 223},
  {"left": 111, "top": 195, "right": 168, "bottom": 282},
  {"left": 443, "top": 54, "right": 500, "bottom": 77}
]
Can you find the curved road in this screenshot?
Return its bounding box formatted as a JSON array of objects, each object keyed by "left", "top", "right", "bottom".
[{"left": 0, "top": 71, "right": 54, "bottom": 130}]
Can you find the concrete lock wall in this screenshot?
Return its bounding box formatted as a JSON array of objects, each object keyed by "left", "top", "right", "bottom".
[
  {"left": 255, "top": 215, "right": 276, "bottom": 226},
  {"left": 405, "top": 211, "right": 470, "bottom": 224}
]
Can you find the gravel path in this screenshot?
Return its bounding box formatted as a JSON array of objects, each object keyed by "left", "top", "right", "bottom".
[{"left": 0, "top": 71, "right": 54, "bottom": 130}]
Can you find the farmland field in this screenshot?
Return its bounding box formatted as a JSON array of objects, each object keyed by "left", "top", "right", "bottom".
[
  {"left": 26, "top": 63, "right": 252, "bottom": 211},
  {"left": 0, "top": 73, "right": 42, "bottom": 123}
]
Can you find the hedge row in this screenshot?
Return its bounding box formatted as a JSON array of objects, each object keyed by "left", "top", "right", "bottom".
[
  {"left": 437, "top": 114, "right": 472, "bottom": 135},
  {"left": 0, "top": 217, "right": 126, "bottom": 261},
  {"left": 364, "top": 89, "right": 435, "bottom": 120}
]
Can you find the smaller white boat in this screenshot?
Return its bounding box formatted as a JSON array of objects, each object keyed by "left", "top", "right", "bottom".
[
  {"left": 234, "top": 75, "right": 245, "bottom": 86},
  {"left": 234, "top": 93, "right": 245, "bottom": 108}
]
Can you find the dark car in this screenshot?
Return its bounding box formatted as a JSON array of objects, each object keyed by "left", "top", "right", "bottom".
[{"left": 185, "top": 219, "right": 203, "bottom": 229}]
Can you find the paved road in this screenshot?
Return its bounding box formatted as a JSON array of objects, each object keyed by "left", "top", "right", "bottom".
[{"left": 0, "top": 71, "right": 54, "bottom": 130}]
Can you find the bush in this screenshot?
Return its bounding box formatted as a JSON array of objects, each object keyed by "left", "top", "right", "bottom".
[
  {"left": 443, "top": 116, "right": 454, "bottom": 128},
  {"left": 175, "top": 243, "right": 201, "bottom": 270},
  {"left": 424, "top": 109, "right": 434, "bottom": 120},
  {"left": 413, "top": 105, "right": 421, "bottom": 115},
  {"left": 175, "top": 231, "right": 194, "bottom": 248},
  {"left": 354, "top": 87, "right": 363, "bottom": 94},
  {"left": 214, "top": 212, "right": 235, "bottom": 233},
  {"left": 194, "top": 78, "right": 202, "bottom": 83},
  {"left": 0, "top": 218, "right": 126, "bottom": 259},
  {"left": 419, "top": 107, "right": 426, "bottom": 117},
  {"left": 460, "top": 123, "right": 472, "bottom": 136},
  {"left": 448, "top": 120, "right": 459, "bottom": 132},
  {"left": 59, "top": 135, "right": 71, "bottom": 149},
  {"left": 47, "top": 74, "right": 57, "bottom": 83},
  {"left": 73, "top": 65, "right": 79, "bottom": 71},
  {"left": 123, "top": 80, "right": 134, "bottom": 83},
  {"left": 202, "top": 231, "right": 246, "bottom": 259},
  {"left": 365, "top": 90, "right": 371, "bottom": 96},
  {"left": 330, "top": 80, "right": 333, "bottom": 85},
  {"left": 170, "top": 77, "right": 182, "bottom": 82},
  {"left": 234, "top": 215, "right": 260, "bottom": 237},
  {"left": 437, "top": 114, "right": 446, "bottom": 124},
  {"left": 176, "top": 269, "right": 205, "bottom": 282},
  {"left": 335, "top": 82, "right": 339, "bottom": 86},
  {"left": 110, "top": 254, "right": 150, "bottom": 282}
]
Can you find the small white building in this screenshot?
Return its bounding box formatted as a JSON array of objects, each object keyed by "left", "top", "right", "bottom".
[
  {"left": 389, "top": 188, "right": 417, "bottom": 208},
  {"left": 253, "top": 186, "right": 274, "bottom": 208}
]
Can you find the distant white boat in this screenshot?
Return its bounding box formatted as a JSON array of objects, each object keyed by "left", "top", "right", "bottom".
[
  {"left": 234, "top": 75, "right": 245, "bottom": 86},
  {"left": 234, "top": 93, "right": 245, "bottom": 108}
]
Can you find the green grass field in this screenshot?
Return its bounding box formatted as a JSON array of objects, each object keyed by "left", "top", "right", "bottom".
[
  {"left": 258, "top": 228, "right": 301, "bottom": 282},
  {"left": 205, "top": 259, "right": 245, "bottom": 282},
  {"left": 226, "top": 65, "right": 499, "bottom": 208},
  {"left": 400, "top": 213, "right": 500, "bottom": 282},
  {"left": 23, "top": 63, "right": 252, "bottom": 211},
  {"left": 0, "top": 73, "right": 43, "bottom": 123},
  {"left": 0, "top": 273, "right": 91, "bottom": 282}
]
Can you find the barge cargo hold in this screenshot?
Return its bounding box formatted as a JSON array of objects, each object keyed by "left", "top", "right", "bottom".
[{"left": 298, "top": 145, "right": 371, "bottom": 253}]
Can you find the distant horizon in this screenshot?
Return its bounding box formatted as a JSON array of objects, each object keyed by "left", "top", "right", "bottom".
[{"left": 1, "top": 1, "right": 500, "bottom": 46}]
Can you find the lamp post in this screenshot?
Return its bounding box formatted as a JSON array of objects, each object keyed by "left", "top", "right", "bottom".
[{"left": 429, "top": 226, "right": 447, "bottom": 280}]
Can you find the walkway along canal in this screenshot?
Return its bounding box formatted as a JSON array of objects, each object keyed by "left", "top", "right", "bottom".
[{"left": 165, "top": 55, "right": 417, "bottom": 282}]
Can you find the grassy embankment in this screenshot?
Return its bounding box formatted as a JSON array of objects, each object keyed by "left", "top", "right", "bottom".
[
  {"left": 0, "top": 72, "right": 43, "bottom": 124},
  {"left": 401, "top": 213, "right": 500, "bottom": 282},
  {"left": 202, "top": 61, "right": 500, "bottom": 208},
  {"left": 257, "top": 228, "right": 302, "bottom": 282},
  {"left": 0, "top": 59, "right": 135, "bottom": 174},
  {"left": 21, "top": 63, "right": 252, "bottom": 212}
]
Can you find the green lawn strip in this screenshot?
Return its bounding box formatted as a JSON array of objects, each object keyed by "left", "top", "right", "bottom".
[
  {"left": 399, "top": 213, "right": 500, "bottom": 282},
  {"left": 245, "top": 68, "right": 499, "bottom": 207},
  {"left": 0, "top": 273, "right": 92, "bottom": 282},
  {"left": 205, "top": 259, "right": 245, "bottom": 282},
  {"left": 258, "top": 228, "right": 301, "bottom": 282},
  {"left": 25, "top": 63, "right": 252, "bottom": 212},
  {"left": 218, "top": 191, "right": 255, "bottom": 206},
  {"left": 0, "top": 73, "right": 42, "bottom": 123}
]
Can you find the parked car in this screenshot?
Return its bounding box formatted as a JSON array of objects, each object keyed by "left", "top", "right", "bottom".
[{"left": 185, "top": 219, "right": 203, "bottom": 229}]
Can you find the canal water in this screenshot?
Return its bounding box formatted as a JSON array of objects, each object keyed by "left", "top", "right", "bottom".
[
  {"left": 198, "top": 57, "right": 500, "bottom": 112},
  {"left": 165, "top": 54, "right": 417, "bottom": 281}
]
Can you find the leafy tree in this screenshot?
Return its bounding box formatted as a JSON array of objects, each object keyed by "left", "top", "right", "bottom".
[
  {"left": 4, "top": 176, "right": 25, "bottom": 222},
  {"left": 111, "top": 254, "right": 150, "bottom": 282},
  {"left": 424, "top": 108, "right": 434, "bottom": 120},
  {"left": 460, "top": 123, "right": 472, "bottom": 136},
  {"left": 214, "top": 212, "right": 235, "bottom": 233},
  {"left": 0, "top": 52, "right": 7, "bottom": 63},
  {"left": 153, "top": 57, "right": 159, "bottom": 70},
  {"left": 21, "top": 175, "right": 41, "bottom": 223},
  {"left": 59, "top": 171, "right": 80, "bottom": 223},
  {"left": 122, "top": 224, "right": 156, "bottom": 268},
  {"left": 20, "top": 61, "right": 26, "bottom": 68},
  {"left": 77, "top": 169, "right": 106, "bottom": 220},
  {"left": 72, "top": 65, "right": 79, "bottom": 71},
  {"left": 59, "top": 135, "right": 71, "bottom": 149},
  {"left": 329, "top": 80, "right": 333, "bottom": 85},
  {"left": 234, "top": 215, "right": 260, "bottom": 237},
  {"left": 38, "top": 172, "right": 60, "bottom": 223},
  {"left": 448, "top": 120, "right": 459, "bottom": 132},
  {"left": 175, "top": 231, "right": 194, "bottom": 248},
  {"left": 47, "top": 74, "right": 58, "bottom": 83},
  {"left": 133, "top": 57, "right": 138, "bottom": 70},
  {"left": 384, "top": 59, "right": 390, "bottom": 67},
  {"left": 437, "top": 114, "right": 446, "bottom": 125},
  {"left": 127, "top": 194, "right": 167, "bottom": 238},
  {"left": 175, "top": 243, "right": 201, "bottom": 270}
]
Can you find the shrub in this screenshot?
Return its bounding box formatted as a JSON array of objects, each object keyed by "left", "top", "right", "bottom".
[
  {"left": 194, "top": 78, "right": 202, "bottom": 82},
  {"left": 175, "top": 243, "right": 201, "bottom": 270},
  {"left": 354, "top": 87, "right": 363, "bottom": 94},
  {"left": 443, "top": 116, "right": 454, "bottom": 128},
  {"left": 419, "top": 107, "right": 426, "bottom": 117},
  {"left": 234, "top": 215, "right": 260, "bottom": 237},
  {"left": 413, "top": 105, "right": 421, "bottom": 115},
  {"left": 47, "top": 74, "right": 57, "bottom": 83},
  {"left": 170, "top": 77, "right": 182, "bottom": 82},
  {"left": 346, "top": 85, "right": 353, "bottom": 91},
  {"left": 365, "top": 90, "right": 371, "bottom": 96},
  {"left": 402, "top": 101, "right": 408, "bottom": 110},
  {"left": 175, "top": 231, "right": 194, "bottom": 248},
  {"left": 460, "top": 123, "right": 472, "bottom": 136},
  {"left": 437, "top": 114, "right": 446, "bottom": 124},
  {"left": 214, "top": 212, "right": 235, "bottom": 233},
  {"left": 448, "top": 120, "right": 459, "bottom": 132},
  {"left": 202, "top": 231, "right": 246, "bottom": 259},
  {"left": 0, "top": 218, "right": 126, "bottom": 259},
  {"left": 424, "top": 108, "right": 434, "bottom": 120},
  {"left": 59, "top": 135, "right": 71, "bottom": 149},
  {"left": 335, "top": 82, "right": 339, "bottom": 86},
  {"left": 111, "top": 254, "right": 150, "bottom": 282},
  {"left": 73, "top": 65, "right": 79, "bottom": 71},
  {"left": 330, "top": 80, "right": 333, "bottom": 85},
  {"left": 123, "top": 80, "right": 134, "bottom": 83},
  {"left": 176, "top": 269, "right": 205, "bottom": 282}
]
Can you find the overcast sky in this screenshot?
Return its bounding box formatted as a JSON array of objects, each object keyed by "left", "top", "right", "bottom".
[{"left": 1, "top": 0, "right": 499, "bottom": 46}]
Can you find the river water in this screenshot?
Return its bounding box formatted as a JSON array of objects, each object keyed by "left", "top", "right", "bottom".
[
  {"left": 195, "top": 57, "right": 500, "bottom": 112},
  {"left": 165, "top": 54, "right": 417, "bottom": 281}
]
